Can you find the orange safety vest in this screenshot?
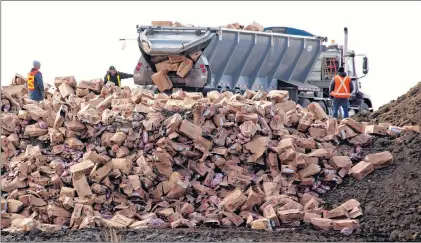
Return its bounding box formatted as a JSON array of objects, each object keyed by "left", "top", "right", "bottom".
[
  {"left": 330, "top": 75, "right": 351, "bottom": 98},
  {"left": 27, "top": 70, "right": 39, "bottom": 91}
]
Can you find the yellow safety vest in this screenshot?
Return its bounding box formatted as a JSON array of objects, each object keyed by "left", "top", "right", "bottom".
[{"left": 107, "top": 72, "right": 121, "bottom": 87}]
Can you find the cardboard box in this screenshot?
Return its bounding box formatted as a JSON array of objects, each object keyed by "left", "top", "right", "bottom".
[
  {"left": 277, "top": 209, "right": 304, "bottom": 223},
  {"left": 168, "top": 56, "right": 186, "bottom": 63},
  {"left": 220, "top": 188, "right": 247, "bottom": 212},
  {"left": 155, "top": 60, "right": 180, "bottom": 72},
  {"left": 403, "top": 125, "right": 420, "bottom": 133},
  {"left": 176, "top": 58, "right": 193, "bottom": 78},
  {"left": 244, "top": 21, "right": 264, "bottom": 32},
  {"left": 311, "top": 218, "right": 333, "bottom": 230},
  {"left": 340, "top": 118, "right": 364, "bottom": 133},
  {"left": 151, "top": 71, "right": 173, "bottom": 92},
  {"left": 349, "top": 161, "right": 374, "bottom": 180},
  {"left": 249, "top": 219, "right": 273, "bottom": 231},
  {"left": 151, "top": 21, "right": 173, "bottom": 26},
  {"left": 179, "top": 120, "right": 203, "bottom": 140},
  {"left": 332, "top": 219, "right": 360, "bottom": 230},
  {"left": 349, "top": 133, "right": 372, "bottom": 146},
  {"left": 261, "top": 204, "right": 280, "bottom": 226},
  {"left": 329, "top": 156, "right": 352, "bottom": 170},
  {"left": 189, "top": 50, "right": 202, "bottom": 62},
  {"left": 365, "top": 125, "right": 388, "bottom": 135},
  {"left": 338, "top": 124, "right": 358, "bottom": 139},
  {"left": 364, "top": 151, "right": 393, "bottom": 169},
  {"left": 307, "top": 102, "right": 328, "bottom": 120}
]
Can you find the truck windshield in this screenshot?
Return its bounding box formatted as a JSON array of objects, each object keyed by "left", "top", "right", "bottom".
[{"left": 346, "top": 57, "right": 355, "bottom": 77}]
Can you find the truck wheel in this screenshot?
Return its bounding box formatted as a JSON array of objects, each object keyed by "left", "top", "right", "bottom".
[
  {"left": 361, "top": 103, "right": 370, "bottom": 112},
  {"left": 298, "top": 98, "right": 311, "bottom": 108},
  {"left": 317, "top": 101, "right": 328, "bottom": 114}
]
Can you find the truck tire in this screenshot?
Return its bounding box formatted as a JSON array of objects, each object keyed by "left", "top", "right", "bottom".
[
  {"left": 317, "top": 101, "right": 328, "bottom": 114},
  {"left": 298, "top": 98, "right": 311, "bottom": 108},
  {"left": 362, "top": 103, "right": 370, "bottom": 112}
]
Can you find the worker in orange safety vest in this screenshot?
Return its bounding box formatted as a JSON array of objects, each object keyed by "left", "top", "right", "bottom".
[
  {"left": 27, "top": 60, "right": 45, "bottom": 101},
  {"left": 329, "top": 67, "right": 356, "bottom": 118}
]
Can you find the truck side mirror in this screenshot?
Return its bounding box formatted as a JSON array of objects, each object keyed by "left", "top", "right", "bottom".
[
  {"left": 363, "top": 56, "right": 369, "bottom": 74},
  {"left": 119, "top": 39, "right": 127, "bottom": 50}
]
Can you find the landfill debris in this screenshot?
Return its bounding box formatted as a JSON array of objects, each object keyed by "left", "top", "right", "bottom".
[{"left": 1, "top": 77, "right": 401, "bottom": 234}]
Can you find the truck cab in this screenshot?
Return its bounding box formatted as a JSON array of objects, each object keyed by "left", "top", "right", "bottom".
[{"left": 265, "top": 26, "right": 372, "bottom": 114}]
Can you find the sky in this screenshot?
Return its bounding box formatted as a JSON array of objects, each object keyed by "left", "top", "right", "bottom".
[{"left": 1, "top": 1, "right": 421, "bottom": 109}]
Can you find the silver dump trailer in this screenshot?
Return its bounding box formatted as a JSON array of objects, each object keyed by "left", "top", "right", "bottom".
[{"left": 133, "top": 25, "right": 372, "bottom": 115}]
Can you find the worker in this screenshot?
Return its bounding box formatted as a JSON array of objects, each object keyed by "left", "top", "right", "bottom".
[
  {"left": 27, "top": 60, "right": 45, "bottom": 101},
  {"left": 104, "top": 66, "right": 134, "bottom": 87},
  {"left": 329, "top": 67, "right": 356, "bottom": 119}
]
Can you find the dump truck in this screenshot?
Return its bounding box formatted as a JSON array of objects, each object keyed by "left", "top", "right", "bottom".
[{"left": 131, "top": 24, "right": 372, "bottom": 115}]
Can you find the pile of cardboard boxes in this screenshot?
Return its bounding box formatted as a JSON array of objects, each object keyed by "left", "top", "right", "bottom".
[
  {"left": 150, "top": 21, "right": 265, "bottom": 32},
  {"left": 1, "top": 78, "right": 413, "bottom": 233},
  {"left": 151, "top": 51, "right": 203, "bottom": 92}
]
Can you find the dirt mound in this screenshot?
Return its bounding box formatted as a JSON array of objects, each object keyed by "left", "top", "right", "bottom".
[
  {"left": 3, "top": 132, "right": 420, "bottom": 242},
  {"left": 354, "top": 81, "right": 421, "bottom": 126},
  {"left": 323, "top": 131, "right": 421, "bottom": 241}
]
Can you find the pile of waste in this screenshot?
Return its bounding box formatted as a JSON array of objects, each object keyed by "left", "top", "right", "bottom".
[{"left": 2, "top": 76, "right": 416, "bottom": 234}]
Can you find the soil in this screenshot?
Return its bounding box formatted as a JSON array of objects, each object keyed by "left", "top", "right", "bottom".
[
  {"left": 354, "top": 81, "right": 421, "bottom": 126},
  {"left": 2, "top": 132, "right": 420, "bottom": 242}
]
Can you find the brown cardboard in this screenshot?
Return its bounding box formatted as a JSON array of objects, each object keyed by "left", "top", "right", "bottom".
[
  {"left": 244, "top": 21, "right": 264, "bottom": 32},
  {"left": 364, "top": 151, "right": 393, "bottom": 169},
  {"left": 349, "top": 161, "right": 374, "bottom": 180},
  {"left": 223, "top": 212, "right": 244, "bottom": 226},
  {"left": 72, "top": 174, "right": 93, "bottom": 197},
  {"left": 220, "top": 188, "right": 247, "bottom": 212},
  {"left": 156, "top": 60, "right": 180, "bottom": 72},
  {"left": 179, "top": 120, "right": 203, "bottom": 140},
  {"left": 54, "top": 76, "right": 77, "bottom": 88},
  {"left": 403, "top": 125, "right": 420, "bottom": 133},
  {"left": 151, "top": 71, "right": 173, "bottom": 92},
  {"left": 111, "top": 158, "right": 132, "bottom": 174},
  {"left": 18, "top": 195, "right": 46, "bottom": 207},
  {"left": 58, "top": 83, "right": 75, "bottom": 98},
  {"left": 338, "top": 199, "right": 361, "bottom": 211},
  {"left": 349, "top": 206, "right": 363, "bottom": 218},
  {"left": 349, "top": 133, "right": 372, "bottom": 146},
  {"left": 340, "top": 118, "right": 364, "bottom": 133},
  {"left": 332, "top": 219, "right": 360, "bottom": 230},
  {"left": 249, "top": 218, "right": 272, "bottom": 231},
  {"left": 168, "top": 55, "right": 186, "bottom": 63},
  {"left": 261, "top": 204, "right": 280, "bottom": 226},
  {"left": 311, "top": 218, "right": 333, "bottom": 230},
  {"left": 24, "top": 124, "right": 48, "bottom": 137},
  {"left": 338, "top": 124, "right": 358, "bottom": 139},
  {"left": 365, "top": 125, "right": 388, "bottom": 135},
  {"left": 7, "top": 199, "right": 23, "bottom": 213},
  {"left": 298, "top": 164, "right": 321, "bottom": 178},
  {"left": 69, "top": 160, "right": 94, "bottom": 174},
  {"left": 323, "top": 206, "right": 349, "bottom": 219},
  {"left": 176, "top": 58, "right": 194, "bottom": 78},
  {"left": 151, "top": 21, "right": 173, "bottom": 26},
  {"left": 267, "top": 90, "right": 289, "bottom": 102},
  {"left": 303, "top": 212, "right": 321, "bottom": 223},
  {"left": 189, "top": 50, "right": 203, "bottom": 62},
  {"left": 307, "top": 102, "right": 328, "bottom": 120},
  {"left": 329, "top": 156, "right": 352, "bottom": 170},
  {"left": 277, "top": 209, "right": 304, "bottom": 223}
]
